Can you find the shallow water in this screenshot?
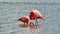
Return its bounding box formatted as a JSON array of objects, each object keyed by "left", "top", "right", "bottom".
[{"left": 0, "top": 2, "right": 60, "bottom": 34}]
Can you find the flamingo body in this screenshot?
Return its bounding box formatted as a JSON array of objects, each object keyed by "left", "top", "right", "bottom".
[
  {"left": 18, "top": 16, "right": 30, "bottom": 24},
  {"left": 29, "top": 10, "right": 44, "bottom": 21}
]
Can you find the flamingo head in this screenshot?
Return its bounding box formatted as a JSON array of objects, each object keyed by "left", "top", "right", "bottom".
[{"left": 39, "top": 16, "right": 45, "bottom": 21}]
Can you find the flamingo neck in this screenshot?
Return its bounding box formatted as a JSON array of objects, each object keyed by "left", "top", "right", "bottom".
[
  {"left": 39, "top": 16, "right": 45, "bottom": 21},
  {"left": 24, "top": 22, "right": 28, "bottom": 25}
]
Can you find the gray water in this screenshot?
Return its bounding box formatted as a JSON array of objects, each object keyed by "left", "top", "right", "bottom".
[{"left": 0, "top": 2, "right": 60, "bottom": 34}]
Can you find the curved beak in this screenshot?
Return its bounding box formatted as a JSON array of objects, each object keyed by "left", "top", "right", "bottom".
[{"left": 40, "top": 16, "right": 45, "bottom": 21}]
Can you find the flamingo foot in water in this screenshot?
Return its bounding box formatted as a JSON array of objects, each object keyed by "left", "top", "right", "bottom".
[{"left": 35, "top": 19, "right": 38, "bottom": 26}]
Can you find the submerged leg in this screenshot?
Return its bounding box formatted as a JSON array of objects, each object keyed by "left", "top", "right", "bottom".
[{"left": 35, "top": 19, "right": 38, "bottom": 26}]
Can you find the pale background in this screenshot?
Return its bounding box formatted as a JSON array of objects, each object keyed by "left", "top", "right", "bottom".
[{"left": 0, "top": 0, "right": 60, "bottom": 34}]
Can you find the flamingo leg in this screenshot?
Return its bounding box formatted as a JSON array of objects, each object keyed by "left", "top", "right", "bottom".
[{"left": 35, "top": 19, "right": 38, "bottom": 26}]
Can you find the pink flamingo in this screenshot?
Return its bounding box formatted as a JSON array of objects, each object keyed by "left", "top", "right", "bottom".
[
  {"left": 29, "top": 10, "right": 45, "bottom": 26},
  {"left": 18, "top": 16, "right": 30, "bottom": 26}
]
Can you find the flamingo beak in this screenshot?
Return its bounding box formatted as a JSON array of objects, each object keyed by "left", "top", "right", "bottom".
[{"left": 40, "top": 16, "right": 45, "bottom": 21}]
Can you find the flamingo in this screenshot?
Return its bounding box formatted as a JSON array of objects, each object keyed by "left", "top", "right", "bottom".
[
  {"left": 18, "top": 16, "right": 30, "bottom": 26},
  {"left": 29, "top": 10, "right": 45, "bottom": 26}
]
